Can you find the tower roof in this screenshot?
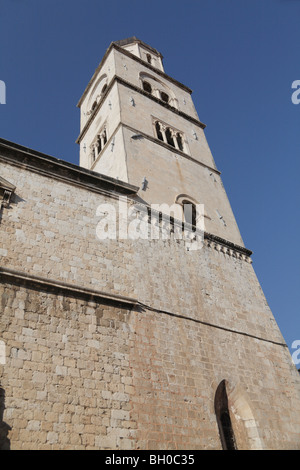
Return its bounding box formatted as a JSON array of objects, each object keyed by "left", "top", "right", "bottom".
[{"left": 112, "top": 37, "right": 163, "bottom": 58}]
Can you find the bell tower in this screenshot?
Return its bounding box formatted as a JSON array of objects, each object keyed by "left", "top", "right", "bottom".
[
  {"left": 0, "top": 37, "right": 299, "bottom": 450},
  {"left": 77, "top": 37, "right": 244, "bottom": 246}
]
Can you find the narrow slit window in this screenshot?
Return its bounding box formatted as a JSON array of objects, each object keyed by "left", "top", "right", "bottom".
[
  {"left": 220, "top": 412, "right": 236, "bottom": 450},
  {"left": 215, "top": 380, "right": 237, "bottom": 451},
  {"left": 154, "top": 120, "right": 187, "bottom": 153}
]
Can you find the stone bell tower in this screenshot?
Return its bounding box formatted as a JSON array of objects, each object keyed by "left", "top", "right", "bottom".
[
  {"left": 74, "top": 38, "right": 300, "bottom": 450},
  {"left": 76, "top": 37, "right": 244, "bottom": 245},
  {"left": 0, "top": 37, "right": 299, "bottom": 450}
]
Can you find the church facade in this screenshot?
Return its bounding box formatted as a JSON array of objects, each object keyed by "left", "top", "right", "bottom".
[{"left": 0, "top": 37, "right": 299, "bottom": 450}]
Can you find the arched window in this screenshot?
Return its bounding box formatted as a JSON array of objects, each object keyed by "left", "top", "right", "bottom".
[
  {"left": 214, "top": 380, "right": 237, "bottom": 450},
  {"left": 97, "top": 136, "right": 102, "bottom": 154},
  {"left": 160, "top": 91, "right": 169, "bottom": 103},
  {"left": 86, "top": 73, "right": 108, "bottom": 116},
  {"left": 176, "top": 133, "right": 184, "bottom": 151},
  {"left": 139, "top": 72, "right": 178, "bottom": 109},
  {"left": 103, "top": 128, "right": 107, "bottom": 145},
  {"left": 154, "top": 120, "right": 187, "bottom": 153},
  {"left": 175, "top": 194, "right": 199, "bottom": 231},
  {"left": 91, "top": 126, "right": 108, "bottom": 164},
  {"left": 165, "top": 127, "right": 175, "bottom": 147},
  {"left": 142, "top": 81, "right": 152, "bottom": 94},
  {"left": 146, "top": 53, "right": 152, "bottom": 64},
  {"left": 155, "top": 121, "right": 164, "bottom": 141},
  {"left": 182, "top": 200, "right": 197, "bottom": 228}
]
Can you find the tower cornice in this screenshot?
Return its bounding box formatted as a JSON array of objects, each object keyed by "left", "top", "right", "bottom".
[
  {"left": 112, "top": 37, "right": 164, "bottom": 59},
  {"left": 120, "top": 122, "right": 220, "bottom": 175},
  {"left": 0, "top": 138, "right": 139, "bottom": 197}
]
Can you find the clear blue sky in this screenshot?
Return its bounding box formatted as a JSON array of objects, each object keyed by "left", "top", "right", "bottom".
[{"left": 0, "top": 0, "right": 299, "bottom": 360}]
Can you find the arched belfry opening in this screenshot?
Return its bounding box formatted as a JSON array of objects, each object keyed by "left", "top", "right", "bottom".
[{"left": 214, "top": 380, "right": 237, "bottom": 450}]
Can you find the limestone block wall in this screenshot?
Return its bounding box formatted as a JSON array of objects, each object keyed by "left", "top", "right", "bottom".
[
  {"left": 0, "top": 152, "right": 291, "bottom": 346},
  {"left": 0, "top": 278, "right": 135, "bottom": 450},
  {"left": 0, "top": 155, "right": 291, "bottom": 345},
  {"left": 129, "top": 306, "right": 300, "bottom": 450},
  {"left": 1, "top": 277, "right": 299, "bottom": 450},
  {"left": 0, "top": 146, "right": 300, "bottom": 449}
]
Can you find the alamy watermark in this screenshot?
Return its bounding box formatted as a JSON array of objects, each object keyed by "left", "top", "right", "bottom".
[
  {"left": 0, "top": 80, "right": 6, "bottom": 104},
  {"left": 95, "top": 197, "right": 204, "bottom": 251},
  {"left": 291, "top": 340, "right": 300, "bottom": 366},
  {"left": 291, "top": 80, "right": 300, "bottom": 105}
]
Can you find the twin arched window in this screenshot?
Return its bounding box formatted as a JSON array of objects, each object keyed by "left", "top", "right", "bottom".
[
  {"left": 91, "top": 127, "right": 108, "bottom": 163},
  {"left": 155, "top": 121, "right": 185, "bottom": 152},
  {"left": 160, "top": 91, "right": 169, "bottom": 104},
  {"left": 142, "top": 80, "right": 170, "bottom": 104},
  {"left": 88, "top": 82, "right": 108, "bottom": 115},
  {"left": 141, "top": 74, "right": 173, "bottom": 107}
]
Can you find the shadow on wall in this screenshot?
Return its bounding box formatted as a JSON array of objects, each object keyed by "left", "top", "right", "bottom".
[
  {"left": 0, "top": 387, "right": 11, "bottom": 450},
  {"left": 0, "top": 192, "right": 25, "bottom": 225}
]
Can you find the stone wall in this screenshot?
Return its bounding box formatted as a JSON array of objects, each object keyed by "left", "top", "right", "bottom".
[
  {"left": 0, "top": 143, "right": 300, "bottom": 449},
  {"left": 1, "top": 275, "right": 299, "bottom": 450},
  {"left": 0, "top": 277, "right": 135, "bottom": 450}
]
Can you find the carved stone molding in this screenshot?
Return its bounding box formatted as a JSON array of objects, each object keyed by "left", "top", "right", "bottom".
[{"left": 204, "top": 233, "right": 252, "bottom": 263}]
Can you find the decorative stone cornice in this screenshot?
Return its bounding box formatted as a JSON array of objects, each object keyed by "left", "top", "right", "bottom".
[
  {"left": 129, "top": 201, "right": 253, "bottom": 262},
  {"left": 122, "top": 122, "right": 220, "bottom": 176},
  {"left": 204, "top": 233, "right": 253, "bottom": 263},
  {"left": 0, "top": 138, "right": 139, "bottom": 197},
  {"left": 113, "top": 37, "right": 164, "bottom": 59},
  {"left": 0, "top": 139, "right": 252, "bottom": 262},
  {"left": 115, "top": 76, "right": 206, "bottom": 127}
]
